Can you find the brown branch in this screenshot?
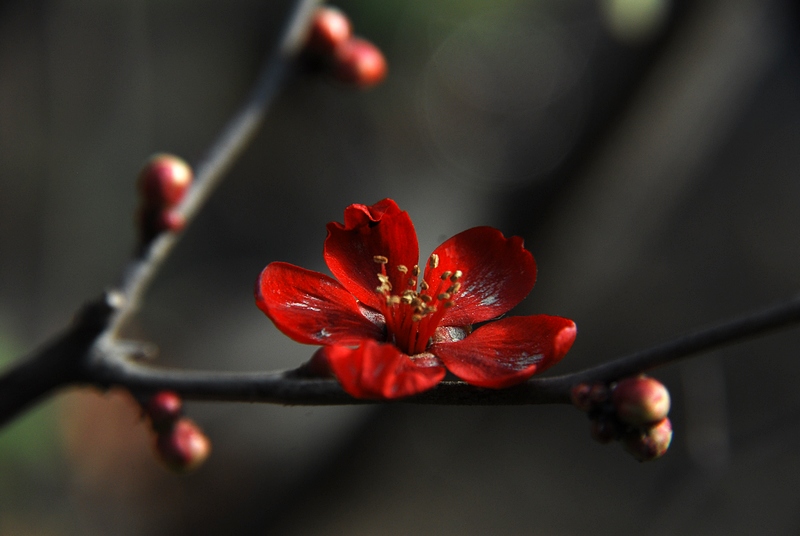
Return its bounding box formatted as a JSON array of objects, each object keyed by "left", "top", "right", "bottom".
[
  {"left": 111, "top": 0, "right": 322, "bottom": 334},
  {"left": 0, "top": 295, "right": 118, "bottom": 427},
  {"left": 0, "top": 0, "right": 321, "bottom": 428},
  {"left": 86, "top": 294, "right": 800, "bottom": 406}
]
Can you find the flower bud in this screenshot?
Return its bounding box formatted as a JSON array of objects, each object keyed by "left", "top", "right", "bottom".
[
  {"left": 612, "top": 376, "right": 670, "bottom": 425},
  {"left": 145, "top": 391, "right": 182, "bottom": 431},
  {"left": 155, "top": 418, "right": 211, "bottom": 473},
  {"left": 622, "top": 418, "right": 673, "bottom": 462},
  {"left": 137, "top": 153, "right": 193, "bottom": 208},
  {"left": 332, "top": 37, "right": 387, "bottom": 88},
  {"left": 306, "top": 7, "right": 352, "bottom": 54}
]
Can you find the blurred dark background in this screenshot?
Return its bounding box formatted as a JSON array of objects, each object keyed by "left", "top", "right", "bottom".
[{"left": 2, "top": 0, "right": 800, "bottom": 533}]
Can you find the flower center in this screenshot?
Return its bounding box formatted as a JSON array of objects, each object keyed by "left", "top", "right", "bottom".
[{"left": 373, "top": 253, "right": 462, "bottom": 355}]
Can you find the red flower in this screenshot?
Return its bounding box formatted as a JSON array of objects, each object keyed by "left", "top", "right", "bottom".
[{"left": 256, "top": 199, "right": 576, "bottom": 399}]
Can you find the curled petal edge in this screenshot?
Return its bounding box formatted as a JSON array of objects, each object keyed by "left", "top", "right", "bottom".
[{"left": 324, "top": 200, "right": 419, "bottom": 310}]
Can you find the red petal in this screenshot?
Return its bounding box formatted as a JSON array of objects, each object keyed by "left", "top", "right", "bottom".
[
  {"left": 426, "top": 227, "right": 537, "bottom": 325},
  {"left": 321, "top": 340, "right": 446, "bottom": 399},
  {"left": 256, "top": 262, "right": 384, "bottom": 345},
  {"left": 431, "top": 315, "right": 576, "bottom": 388},
  {"left": 324, "top": 199, "right": 419, "bottom": 310}
]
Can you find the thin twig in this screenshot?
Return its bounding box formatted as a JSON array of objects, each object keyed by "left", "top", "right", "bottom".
[
  {"left": 111, "top": 0, "right": 322, "bottom": 334},
  {"left": 0, "top": 0, "right": 321, "bottom": 428}
]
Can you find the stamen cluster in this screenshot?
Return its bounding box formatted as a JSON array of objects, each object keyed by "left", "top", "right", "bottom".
[{"left": 373, "top": 254, "right": 462, "bottom": 355}]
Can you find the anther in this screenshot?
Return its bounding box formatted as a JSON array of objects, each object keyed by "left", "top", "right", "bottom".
[
  {"left": 397, "top": 265, "right": 408, "bottom": 273},
  {"left": 420, "top": 280, "right": 429, "bottom": 291},
  {"left": 448, "top": 283, "right": 461, "bottom": 293},
  {"left": 373, "top": 255, "right": 388, "bottom": 264},
  {"left": 420, "top": 294, "right": 433, "bottom": 303},
  {"left": 411, "top": 314, "right": 423, "bottom": 322},
  {"left": 428, "top": 254, "right": 439, "bottom": 269},
  {"left": 438, "top": 293, "right": 451, "bottom": 301},
  {"left": 440, "top": 271, "right": 452, "bottom": 280},
  {"left": 412, "top": 265, "right": 420, "bottom": 276},
  {"left": 451, "top": 270, "right": 462, "bottom": 281},
  {"left": 376, "top": 280, "right": 391, "bottom": 294}
]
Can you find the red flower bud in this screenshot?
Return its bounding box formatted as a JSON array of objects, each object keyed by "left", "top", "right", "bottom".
[
  {"left": 332, "top": 37, "right": 387, "bottom": 88},
  {"left": 137, "top": 153, "right": 193, "bottom": 208},
  {"left": 622, "top": 418, "right": 673, "bottom": 462},
  {"left": 307, "top": 7, "right": 352, "bottom": 54},
  {"left": 612, "top": 376, "right": 670, "bottom": 425},
  {"left": 145, "top": 391, "right": 182, "bottom": 430},
  {"left": 155, "top": 418, "right": 211, "bottom": 473}
]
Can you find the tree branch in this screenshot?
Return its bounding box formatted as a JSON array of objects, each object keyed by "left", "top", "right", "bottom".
[
  {"left": 111, "top": 0, "right": 322, "bottom": 334},
  {"left": 0, "top": 0, "right": 321, "bottom": 427},
  {"left": 87, "top": 294, "right": 800, "bottom": 406}
]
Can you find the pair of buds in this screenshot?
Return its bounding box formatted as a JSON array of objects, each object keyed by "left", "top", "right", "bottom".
[
  {"left": 144, "top": 391, "right": 211, "bottom": 473},
  {"left": 572, "top": 376, "right": 672, "bottom": 462}
]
